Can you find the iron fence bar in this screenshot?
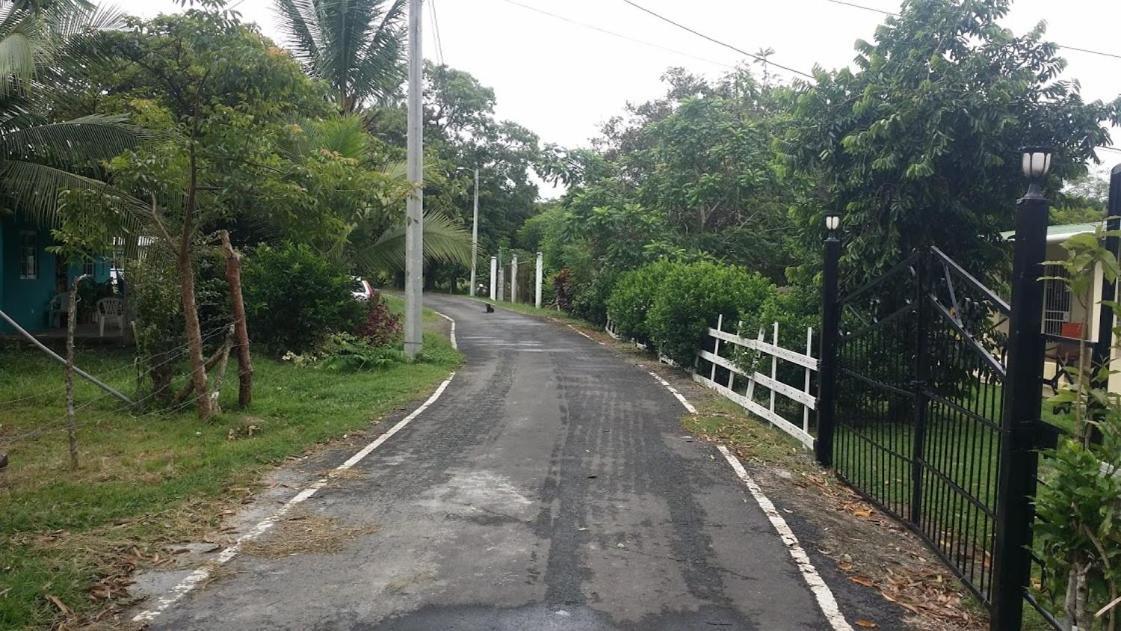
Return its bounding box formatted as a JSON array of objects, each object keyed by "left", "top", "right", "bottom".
[
  {"left": 925, "top": 392, "right": 1003, "bottom": 432},
  {"left": 838, "top": 249, "right": 925, "bottom": 306},
  {"left": 930, "top": 245, "right": 1012, "bottom": 315},
  {"left": 838, "top": 367, "right": 913, "bottom": 398},
  {"left": 837, "top": 466, "right": 993, "bottom": 606},
  {"left": 839, "top": 301, "right": 916, "bottom": 341},
  {"left": 917, "top": 459, "right": 998, "bottom": 518},
  {"left": 835, "top": 426, "right": 915, "bottom": 465},
  {"left": 911, "top": 253, "right": 931, "bottom": 525},
  {"left": 926, "top": 298, "right": 1006, "bottom": 377}
]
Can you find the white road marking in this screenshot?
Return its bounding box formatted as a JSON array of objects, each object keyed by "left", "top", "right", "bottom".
[
  {"left": 647, "top": 371, "right": 698, "bottom": 414},
  {"left": 717, "top": 445, "right": 853, "bottom": 631},
  {"left": 434, "top": 310, "right": 457, "bottom": 350},
  {"left": 569, "top": 325, "right": 605, "bottom": 345},
  {"left": 648, "top": 370, "right": 852, "bottom": 630},
  {"left": 132, "top": 370, "right": 458, "bottom": 623}
]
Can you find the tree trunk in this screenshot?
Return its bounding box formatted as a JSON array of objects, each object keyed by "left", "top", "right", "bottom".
[
  {"left": 179, "top": 232, "right": 211, "bottom": 419},
  {"left": 65, "top": 276, "right": 85, "bottom": 470},
  {"left": 220, "top": 230, "right": 253, "bottom": 408}
]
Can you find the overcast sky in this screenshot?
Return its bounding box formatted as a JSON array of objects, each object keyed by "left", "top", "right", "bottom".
[{"left": 115, "top": 0, "right": 1121, "bottom": 179}]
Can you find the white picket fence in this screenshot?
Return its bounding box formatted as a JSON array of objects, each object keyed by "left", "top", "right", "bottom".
[{"left": 692, "top": 315, "right": 818, "bottom": 449}]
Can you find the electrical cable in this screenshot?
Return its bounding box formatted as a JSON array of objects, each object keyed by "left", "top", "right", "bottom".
[
  {"left": 494, "top": 0, "right": 735, "bottom": 70},
  {"left": 430, "top": 0, "right": 447, "bottom": 66},
  {"left": 619, "top": 0, "right": 815, "bottom": 79},
  {"left": 820, "top": 0, "right": 1121, "bottom": 61}
]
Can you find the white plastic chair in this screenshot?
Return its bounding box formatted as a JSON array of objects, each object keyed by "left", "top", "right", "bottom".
[
  {"left": 47, "top": 294, "right": 70, "bottom": 328},
  {"left": 96, "top": 297, "right": 124, "bottom": 337}
]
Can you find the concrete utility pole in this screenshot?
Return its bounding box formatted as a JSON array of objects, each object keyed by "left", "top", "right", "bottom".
[
  {"left": 497, "top": 250, "right": 505, "bottom": 302},
  {"left": 469, "top": 167, "right": 479, "bottom": 297},
  {"left": 489, "top": 256, "right": 497, "bottom": 298},
  {"left": 535, "top": 251, "right": 543, "bottom": 308},
  {"left": 510, "top": 255, "right": 518, "bottom": 303},
  {"left": 403, "top": 0, "right": 424, "bottom": 359}
]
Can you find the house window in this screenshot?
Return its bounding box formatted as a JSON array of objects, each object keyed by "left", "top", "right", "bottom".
[
  {"left": 18, "top": 231, "right": 37, "bottom": 279},
  {"left": 1042, "top": 264, "right": 1071, "bottom": 336},
  {"left": 82, "top": 261, "right": 95, "bottom": 276}
]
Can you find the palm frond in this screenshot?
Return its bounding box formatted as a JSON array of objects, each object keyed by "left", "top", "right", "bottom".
[
  {"left": 355, "top": 210, "right": 471, "bottom": 272},
  {"left": 0, "top": 24, "right": 37, "bottom": 96},
  {"left": 0, "top": 159, "right": 146, "bottom": 227},
  {"left": 0, "top": 113, "right": 144, "bottom": 163},
  {"left": 275, "top": 0, "right": 322, "bottom": 70}
]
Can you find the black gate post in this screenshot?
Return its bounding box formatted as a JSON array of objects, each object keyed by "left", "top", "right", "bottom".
[
  {"left": 1088, "top": 165, "right": 1121, "bottom": 441},
  {"left": 910, "top": 251, "right": 930, "bottom": 525},
  {"left": 991, "top": 150, "right": 1051, "bottom": 631},
  {"left": 816, "top": 213, "right": 841, "bottom": 467}
]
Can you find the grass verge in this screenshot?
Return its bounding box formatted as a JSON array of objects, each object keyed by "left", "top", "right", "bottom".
[{"left": 0, "top": 304, "right": 458, "bottom": 629}]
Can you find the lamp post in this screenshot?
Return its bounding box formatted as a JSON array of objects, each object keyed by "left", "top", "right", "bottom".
[
  {"left": 815, "top": 211, "right": 841, "bottom": 467},
  {"left": 991, "top": 147, "right": 1052, "bottom": 631}
]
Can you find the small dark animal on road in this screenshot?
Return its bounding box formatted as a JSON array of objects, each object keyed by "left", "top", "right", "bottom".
[{"left": 485, "top": 303, "right": 494, "bottom": 313}]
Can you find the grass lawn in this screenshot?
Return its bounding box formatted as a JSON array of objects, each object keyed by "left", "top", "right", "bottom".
[{"left": 0, "top": 302, "right": 459, "bottom": 629}]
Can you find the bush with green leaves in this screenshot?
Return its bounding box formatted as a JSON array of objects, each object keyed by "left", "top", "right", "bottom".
[
  {"left": 243, "top": 243, "right": 365, "bottom": 356},
  {"left": 607, "top": 260, "right": 680, "bottom": 343},
  {"left": 569, "top": 268, "right": 618, "bottom": 325},
  {"left": 647, "top": 261, "right": 773, "bottom": 366},
  {"left": 318, "top": 333, "right": 406, "bottom": 372}
]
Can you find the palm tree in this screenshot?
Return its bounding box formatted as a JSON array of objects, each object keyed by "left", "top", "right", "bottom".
[
  {"left": 0, "top": 0, "right": 143, "bottom": 225},
  {"left": 276, "top": 0, "right": 407, "bottom": 114},
  {"left": 294, "top": 115, "right": 471, "bottom": 272}
]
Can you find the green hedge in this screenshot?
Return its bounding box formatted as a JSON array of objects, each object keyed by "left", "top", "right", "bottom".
[
  {"left": 606, "top": 260, "right": 676, "bottom": 343},
  {"left": 646, "top": 261, "right": 773, "bottom": 366}
]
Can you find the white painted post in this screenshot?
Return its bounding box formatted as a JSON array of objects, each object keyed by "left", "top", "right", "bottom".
[
  {"left": 497, "top": 253, "right": 505, "bottom": 302},
  {"left": 489, "top": 256, "right": 497, "bottom": 298},
  {"left": 535, "top": 251, "right": 543, "bottom": 308},
  {"left": 746, "top": 327, "right": 762, "bottom": 402},
  {"left": 729, "top": 321, "right": 739, "bottom": 390},
  {"left": 769, "top": 322, "right": 779, "bottom": 417},
  {"left": 711, "top": 314, "right": 723, "bottom": 382},
  {"left": 804, "top": 327, "right": 813, "bottom": 434},
  {"left": 511, "top": 255, "right": 518, "bottom": 303}
]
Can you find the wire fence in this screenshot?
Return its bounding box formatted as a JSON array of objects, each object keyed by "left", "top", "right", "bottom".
[{"left": 0, "top": 323, "right": 237, "bottom": 451}]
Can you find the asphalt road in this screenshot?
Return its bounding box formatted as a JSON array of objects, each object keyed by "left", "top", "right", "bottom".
[{"left": 149, "top": 295, "right": 846, "bottom": 630}]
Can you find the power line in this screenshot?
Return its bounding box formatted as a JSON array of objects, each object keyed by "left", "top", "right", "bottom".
[
  {"left": 430, "top": 0, "right": 446, "bottom": 66},
  {"left": 821, "top": 0, "right": 1121, "bottom": 61},
  {"left": 495, "top": 0, "right": 735, "bottom": 70},
  {"left": 619, "top": 0, "right": 815, "bottom": 80}
]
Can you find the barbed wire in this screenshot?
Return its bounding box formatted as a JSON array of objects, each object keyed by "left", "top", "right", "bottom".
[{"left": 0, "top": 322, "right": 235, "bottom": 409}]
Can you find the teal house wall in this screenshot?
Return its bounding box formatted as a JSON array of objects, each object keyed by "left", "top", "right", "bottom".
[{"left": 0, "top": 215, "right": 111, "bottom": 334}]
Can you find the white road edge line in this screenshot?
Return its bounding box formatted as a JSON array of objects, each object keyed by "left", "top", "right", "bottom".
[
  {"left": 717, "top": 445, "right": 853, "bottom": 631},
  {"left": 646, "top": 370, "right": 851, "bottom": 631},
  {"left": 647, "top": 371, "right": 698, "bottom": 414},
  {"left": 568, "top": 324, "right": 605, "bottom": 345},
  {"left": 434, "top": 310, "right": 457, "bottom": 350},
  {"left": 132, "top": 316, "right": 461, "bottom": 623}
]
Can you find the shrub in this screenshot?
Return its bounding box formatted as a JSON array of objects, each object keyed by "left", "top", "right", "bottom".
[
  {"left": 569, "top": 268, "right": 617, "bottom": 325},
  {"left": 319, "top": 333, "right": 405, "bottom": 371},
  {"left": 243, "top": 243, "right": 365, "bottom": 355},
  {"left": 607, "top": 260, "right": 679, "bottom": 342},
  {"left": 354, "top": 292, "right": 401, "bottom": 347},
  {"left": 552, "top": 268, "right": 576, "bottom": 312},
  {"left": 126, "top": 240, "right": 232, "bottom": 406},
  {"left": 647, "top": 261, "right": 773, "bottom": 366}
]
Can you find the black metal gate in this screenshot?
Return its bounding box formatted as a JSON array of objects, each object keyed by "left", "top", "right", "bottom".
[{"left": 831, "top": 246, "right": 1011, "bottom": 604}]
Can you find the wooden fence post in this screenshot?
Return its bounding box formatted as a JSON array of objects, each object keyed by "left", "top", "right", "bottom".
[{"left": 220, "top": 231, "right": 253, "bottom": 408}]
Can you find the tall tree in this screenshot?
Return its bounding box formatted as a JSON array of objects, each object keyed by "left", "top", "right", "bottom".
[
  {"left": 785, "top": 0, "right": 1121, "bottom": 288},
  {"left": 275, "top": 0, "right": 406, "bottom": 113}
]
